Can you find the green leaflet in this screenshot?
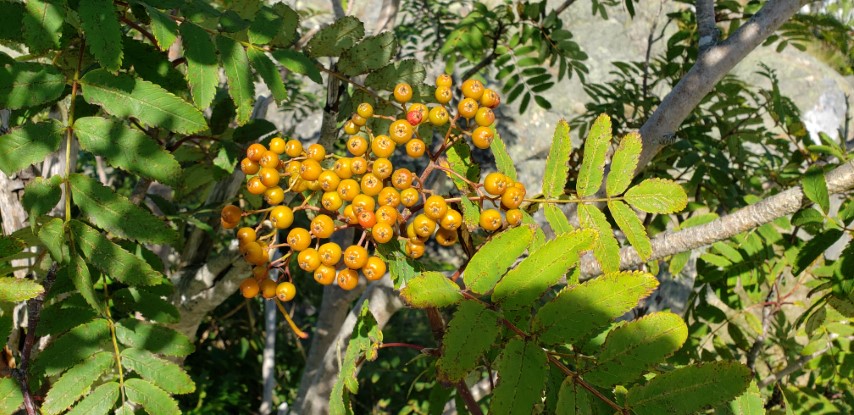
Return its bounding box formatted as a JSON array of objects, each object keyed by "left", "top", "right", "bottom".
[
  {"left": 576, "top": 114, "right": 611, "bottom": 198},
  {"left": 544, "top": 204, "right": 573, "bottom": 234},
  {"left": 0, "top": 3, "right": 25, "bottom": 42},
  {"left": 608, "top": 200, "right": 652, "bottom": 260},
  {"left": 121, "top": 348, "right": 195, "bottom": 394},
  {"left": 115, "top": 319, "right": 194, "bottom": 356},
  {"left": 306, "top": 16, "right": 365, "bottom": 57},
  {"left": 555, "top": 377, "right": 594, "bottom": 415},
  {"left": 180, "top": 22, "right": 218, "bottom": 110},
  {"left": 0, "top": 236, "right": 24, "bottom": 260},
  {"left": 436, "top": 300, "right": 501, "bottom": 382},
  {"left": 69, "top": 173, "right": 176, "bottom": 244},
  {"left": 22, "top": 175, "right": 63, "bottom": 222},
  {"left": 532, "top": 271, "right": 658, "bottom": 346},
  {"left": 74, "top": 116, "right": 182, "bottom": 185},
  {"left": 0, "top": 62, "right": 66, "bottom": 109},
  {"left": 217, "top": 35, "right": 255, "bottom": 124},
  {"left": 42, "top": 351, "right": 114, "bottom": 415},
  {"left": 80, "top": 69, "right": 207, "bottom": 134},
  {"left": 0, "top": 377, "right": 23, "bottom": 415},
  {"left": 400, "top": 272, "right": 462, "bottom": 308},
  {"left": 271, "top": 49, "right": 323, "bottom": 84},
  {"left": 364, "top": 59, "right": 427, "bottom": 91},
  {"left": 794, "top": 229, "right": 844, "bottom": 276},
  {"left": 36, "top": 301, "right": 97, "bottom": 337},
  {"left": 23, "top": 0, "right": 65, "bottom": 52},
  {"left": 247, "top": 48, "right": 287, "bottom": 103},
  {"left": 802, "top": 166, "right": 830, "bottom": 214},
  {"left": 489, "top": 130, "right": 517, "bottom": 181},
  {"left": 0, "top": 277, "right": 43, "bottom": 303},
  {"left": 624, "top": 178, "right": 688, "bottom": 214},
  {"left": 375, "top": 240, "right": 423, "bottom": 289},
  {"left": 577, "top": 204, "right": 620, "bottom": 273},
  {"left": 121, "top": 38, "right": 187, "bottom": 94},
  {"left": 719, "top": 382, "right": 765, "bottom": 415},
  {"left": 38, "top": 217, "right": 67, "bottom": 263},
  {"left": 0, "top": 120, "right": 64, "bottom": 175},
  {"left": 330, "top": 301, "right": 381, "bottom": 415},
  {"left": 248, "top": 6, "right": 280, "bottom": 45},
  {"left": 66, "top": 382, "right": 120, "bottom": 415},
  {"left": 492, "top": 229, "right": 596, "bottom": 310},
  {"left": 144, "top": 5, "right": 178, "bottom": 51},
  {"left": 606, "top": 132, "right": 641, "bottom": 196},
  {"left": 542, "top": 119, "right": 571, "bottom": 198},
  {"left": 113, "top": 287, "right": 180, "bottom": 323},
  {"left": 458, "top": 195, "right": 480, "bottom": 232},
  {"left": 69, "top": 220, "right": 166, "bottom": 286},
  {"left": 444, "top": 140, "right": 479, "bottom": 191},
  {"left": 583, "top": 312, "right": 688, "bottom": 387},
  {"left": 339, "top": 32, "right": 397, "bottom": 76},
  {"left": 626, "top": 361, "right": 752, "bottom": 415},
  {"left": 269, "top": 3, "right": 300, "bottom": 46},
  {"left": 489, "top": 338, "right": 549, "bottom": 415},
  {"left": 59, "top": 255, "right": 100, "bottom": 312},
  {"left": 32, "top": 318, "right": 111, "bottom": 377},
  {"left": 79, "top": 0, "right": 123, "bottom": 72},
  {"left": 465, "top": 226, "right": 534, "bottom": 294},
  {"left": 125, "top": 378, "right": 181, "bottom": 415}
]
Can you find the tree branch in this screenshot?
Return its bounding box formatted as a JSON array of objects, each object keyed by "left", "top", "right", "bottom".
[
  {"left": 758, "top": 339, "right": 834, "bottom": 387},
  {"left": 581, "top": 159, "right": 854, "bottom": 277},
  {"left": 554, "top": 0, "right": 577, "bottom": 16},
  {"left": 14, "top": 264, "right": 57, "bottom": 415},
  {"left": 330, "top": 0, "right": 345, "bottom": 19},
  {"left": 696, "top": 0, "right": 718, "bottom": 53},
  {"left": 635, "top": 0, "right": 804, "bottom": 171},
  {"left": 374, "top": 0, "right": 401, "bottom": 33}
]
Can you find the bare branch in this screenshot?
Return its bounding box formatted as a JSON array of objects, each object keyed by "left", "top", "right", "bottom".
[
  {"left": 330, "top": 0, "right": 345, "bottom": 19},
  {"left": 635, "top": 0, "right": 804, "bottom": 170},
  {"left": 581, "top": 159, "right": 854, "bottom": 277},
  {"left": 696, "top": 0, "right": 718, "bottom": 52},
  {"left": 554, "top": 0, "right": 577, "bottom": 16},
  {"left": 375, "top": 0, "right": 401, "bottom": 33}
]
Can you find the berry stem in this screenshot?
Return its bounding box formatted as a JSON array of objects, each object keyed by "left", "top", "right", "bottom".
[
  {"left": 379, "top": 342, "right": 426, "bottom": 352},
  {"left": 546, "top": 354, "right": 629, "bottom": 415},
  {"left": 275, "top": 299, "right": 309, "bottom": 339}
]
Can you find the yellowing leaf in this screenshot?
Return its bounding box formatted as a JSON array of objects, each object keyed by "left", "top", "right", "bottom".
[
  {"left": 624, "top": 178, "right": 687, "bottom": 214},
  {"left": 606, "top": 132, "right": 641, "bottom": 196},
  {"left": 576, "top": 114, "right": 611, "bottom": 197}
]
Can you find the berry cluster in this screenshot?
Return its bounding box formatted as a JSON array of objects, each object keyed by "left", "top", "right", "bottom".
[{"left": 222, "top": 74, "right": 526, "bottom": 307}]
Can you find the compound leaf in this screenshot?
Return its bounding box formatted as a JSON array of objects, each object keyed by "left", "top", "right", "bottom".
[
  {"left": 125, "top": 378, "right": 180, "bottom": 415},
  {"left": 577, "top": 204, "right": 620, "bottom": 273},
  {"left": 606, "top": 132, "right": 641, "bottom": 196},
  {"left": 59, "top": 255, "right": 99, "bottom": 312},
  {"left": 247, "top": 48, "right": 287, "bottom": 103},
  {"left": 0, "top": 120, "right": 64, "bottom": 175},
  {"left": 23, "top": 0, "right": 65, "bottom": 52},
  {"left": 339, "top": 32, "right": 397, "bottom": 76},
  {"left": 32, "top": 318, "right": 111, "bottom": 377},
  {"left": 144, "top": 6, "right": 178, "bottom": 51},
  {"left": 217, "top": 35, "right": 254, "bottom": 124},
  {"left": 364, "top": 59, "right": 426, "bottom": 91},
  {"left": 74, "top": 116, "right": 182, "bottom": 186},
  {"left": 307, "top": 16, "right": 365, "bottom": 57},
  {"left": 576, "top": 114, "right": 611, "bottom": 197},
  {"left": 0, "top": 277, "right": 43, "bottom": 303},
  {"left": 122, "top": 348, "right": 195, "bottom": 394},
  {"left": 38, "top": 217, "right": 67, "bottom": 263},
  {"left": 330, "top": 301, "right": 381, "bottom": 415},
  {"left": 180, "top": 22, "right": 218, "bottom": 110},
  {"left": 624, "top": 178, "right": 687, "bottom": 214},
  {"left": 608, "top": 200, "right": 652, "bottom": 260},
  {"left": 69, "top": 174, "right": 176, "bottom": 245},
  {"left": 271, "top": 49, "right": 323, "bottom": 84},
  {"left": 375, "top": 240, "right": 423, "bottom": 289},
  {"left": 543, "top": 119, "right": 571, "bottom": 198},
  {"left": 115, "top": 319, "right": 194, "bottom": 357},
  {"left": 436, "top": 300, "right": 501, "bottom": 382},
  {"left": 80, "top": 69, "right": 207, "bottom": 134},
  {"left": 79, "top": 0, "right": 123, "bottom": 72},
  {"left": 465, "top": 226, "right": 533, "bottom": 294},
  {"left": 626, "top": 361, "right": 752, "bottom": 415},
  {"left": 490, "top": 129, "right": 517, "bottom": 181},
  {"left": 22, "top": 175, "right": 62, "bottom": 221},
  {"left": 42, "top": 351, "right": 114, "bottom": 415},
  {"left": 489, "top": 338, "right": 549, "bottom": 415},
  {"left": 492, "top": 229, "right": 595, "bottom": 310},
  {"left": 584, "top": 312, "right": 688, "bottom": 387},
  {"left": 533, "top": 271, "right": 658, "bottom": 346},
  {"left": 113, "top": 287, "right": 179, "bottom": 324},
  {"left": 69, "top": 220, "right": 166, "bottom": 286},
  {"left": 66, "top": 382, "right": 119, "bottom": 415},
  {"left": 0, "top": 62, "right": 66, "bottom": 109},
  {"left": 400, "top": 272, "right": 462, "bottom": 308}
]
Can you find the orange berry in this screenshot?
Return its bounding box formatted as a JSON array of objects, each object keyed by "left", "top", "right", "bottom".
[
  {"left": 357, "top": 102, "right": 374, "bottom": 118},
  {"left": 259, "top": 150, "right": 279, "bottom": 169},
  {"left": 347, "top": 135, "right": 369, "bottom": 156},
  {"left": 458, "top": 98, "right": 478, "bottom": 119},
  {"left": 241, "top": 158, "right": 260, "bottom": 175},
  {"left": 472, "top": 126, "right": 494, "bottom": 149},
  {"left": 351, "top": 157, "right": 368, "bottom": 175},
  {"left": 360, "top": 173, "right": 383, "bottom": 196},
  {"left": 372, "top": 158, "right": 394, "bottom": 179},
  {"left": 400, "top": 188, "right": 419, "bottom": 207},
  {"left": 351, "top": 194, "right": 376, "bottom": 214},
  {"left": 343, "top": 205, "right": 359, "bottom": 225},
  {"left": 247, "top": 176, "right": 267, "bottom": 195},
  {"left": 260, "top": 279, "right": 278, "bottom": 299},
  {"left": 285, "top": 139, "right": 303, "bottom": 158},
  {"left": 221, "top": 205, "right": 242, "bottom": 223},
  {"left": 479, "top": 209, "right": 502, "bottom": 231},
  {"left": 378, "top": 187, "right": 401, "bottom": 207},
  {"left": 362, "top": 256, "right": 386, "bottom": 281},
  {"left": 310, "top": 214, "right": 336, "bottom": 239},
  {"left": 506, "top": 209, "right": 523, "bottom": 227},
  {"left": 318, "top": 170, "right": 341, "bottom": 192},
  {"left": 501, "top": 186, "right": 526, "bottom": 209},
  {"left": 424, "top": 195, "right": 449, "bottom": 220},
  {"left": 343, "top": 120, "right": 360, "bottom": 135},
  {"left": 321, "top": 191, "right": 344, "bottom": 211},
  {"left": 275, "top": 282, "right": 296, "bottom": 301},
  {"left": 318, "top": 242, "right": 342, "bottom": 266},
  {"left": 436, "top": 228, "right": 458, "bottom": 246},
  {"left": 389, "top": 119, "right": 414, "bottom": 144},
  {"left": 393, "top": 82, "right": 413, "bottom": 103},
  {"left": 247, "top": 143, "right": 267, "bottom": 162},
  {"left": 371, "top": 134, "right": 396, "bottom": 158},
  {"left": 440, "top": 209, "right": 463, "bottom": 231},
  {"left": 483, "top": 172, "right": 509, "bottom": 195},
  {"left": 474, "top": 107, "right": 495, "bottom": 127},
  {"left": 333, "top": 157, "right": 354, "bottom": 179},
  {"left": 269, "top": 137, "right": 286, "bottom": 154},
  {"left": 252, "top": 265, "right": 268, "bottom": 280},
  {"left": 270, "top": 206, "right": 294, "bottom": 229},
  {"left": 300, "top": 159, "right": 323, "bottom": 181},
  {"left": 371, "top": 222, "right": 394, "bottom": 243},
  {"left": 436, "top": 74, "right": 452, "bottom": 88},
  {"left": 351, "top": 113, "right": 367, "bottom": 126},
  {"left": 337, "top": 179, "right": 361, "bottom": 201},
  {"left": 405, "top": 239, "right": 426, "bottom": 258},
  {"left": 221, "top": 218, "right": 237, "bottom": 229},
  {"left": 337, "top": 268, "right": 359, "bottom": 290},
  {"left": 240, "top": 278, "right": 260, "bottom": 298},
  {"left": 480, "top": 88, "right": 500, "bottom": 108},
  {"left": 285, "top": 160, "right": 302, "bottom": 176},
  {"left": 287, "top": 228, "right": 312, "bottom": 251},
  {"left": 392, "top": 168, "right": 414, "bottom": 190},
  {"left": 461, "top": 79, "right": 484, "bottom": 100},
  {"left": 428, "top": 106, "right": 449, "bottom": 126},
  {"left": 242, "top": 241, "right": 268, "bottom": 265},
  {"left": 358, "top": 210, "right": 377, "bottom": 228},
  {"left": 259, "top": 167, "right": 280, "bottom": 187},
  {"left": 264, "top": 186, "right": 285, "bottom": 205},
  {"left": 375, "top": 205, "right": 399, "bottom": 225},
  {"left": 434, "top": 86, "right": 452, "bottom": 104},
  {"left": 406, "top": 139, "right": 426, "bottom": 158},
  {"left": 343, "top": 245, "right": 369, "bottom": 269},
  {"left": 297, "top": 248, "right": 322, "bottom": 272},
  {"left": 413, "top": 214, "right": 436, "bottom": 238},
  {"left": 306, "top": 143, "right": 327, "bottom": 161},
  {"left": 314, "top": 265, "right": 336, "bottom": 285}
]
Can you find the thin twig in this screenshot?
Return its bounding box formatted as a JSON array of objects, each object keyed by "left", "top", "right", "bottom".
[
  {"left": 15, "top": 264, "right": 57, "bottom": 415},
  {"left": 547, "top": 354, "right": 628, "bottom": 414}
]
